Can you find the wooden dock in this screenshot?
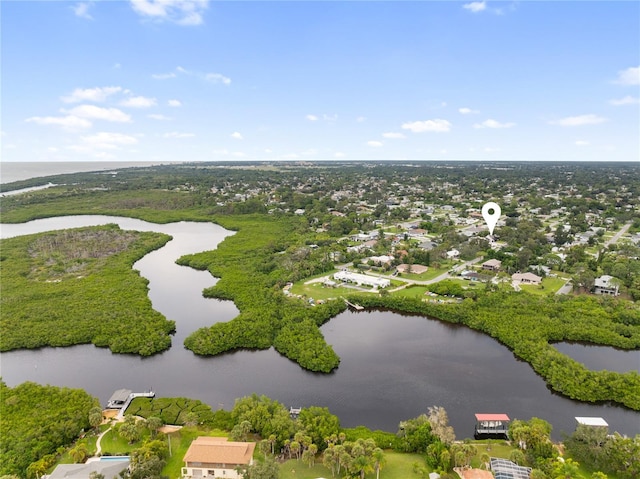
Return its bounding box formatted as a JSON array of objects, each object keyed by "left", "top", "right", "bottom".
[
  {"left": 344, "top": 299, "right": 364, "bottom": 310},
  {"left": 110, "top": 390, "right": 155, "bottom": 419}
]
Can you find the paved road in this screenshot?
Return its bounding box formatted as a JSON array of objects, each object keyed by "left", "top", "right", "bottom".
[
  {"left": 605, "top": 222, "right": 632, "bottom": 247},
  {"left": 556, "top": 280, "right": 573, "bottom": 295}
]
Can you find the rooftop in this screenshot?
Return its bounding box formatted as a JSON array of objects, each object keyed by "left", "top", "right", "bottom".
[
  {"left": 475, "top": 413, "right": 510, "bottom": 422},
  {"left": 575, "top": 417, "right": 609, "bottom": 427},
  {"left": 184, "top": 437, "right": 255, "bottom": 465}
]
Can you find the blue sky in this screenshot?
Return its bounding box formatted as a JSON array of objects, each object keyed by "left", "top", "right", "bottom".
[{"left": 2, "top": 0, "right": 639, "bottom": 162}]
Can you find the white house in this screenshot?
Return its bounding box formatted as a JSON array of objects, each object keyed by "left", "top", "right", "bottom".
[
  {"left": 594, "top": 275, "right": 619, "bottom": 296},
  {"left": 182, "top": 437, "right": 256, "bottom": 479},
  {"left": 446, "top": 249, "right": 460, "bottom": 259}
]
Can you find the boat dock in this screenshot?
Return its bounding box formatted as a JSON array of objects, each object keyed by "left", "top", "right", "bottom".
[
  {"left": 474, "top": 413, "right": 510, "bottom": 438},
  {"left": 106, "top": 389, "right": 155, "bottom": 420},
  {"left": 343, "top": 299, "right": 364, "bottom": 310}
]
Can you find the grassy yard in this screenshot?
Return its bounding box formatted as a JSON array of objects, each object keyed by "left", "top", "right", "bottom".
[
  {"left": 279, "top": 451, "right": 429, "bottom": 479},
  {"left": 519, "top": 276, "right": 568, "bottom": 296},
  {"left": 99, "top": 426, "right": 145, "bottom": 456},
  {"left": 396, "top": 265, "right": 450, "bottom": 281}
]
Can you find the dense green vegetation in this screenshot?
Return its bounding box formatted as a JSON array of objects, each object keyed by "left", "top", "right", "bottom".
[
  {"left": 0, "top": 381, "right": 99, "bottom": 477},
  {"left": 564, "top": 425, "right": 639, "bottom": 479},
  {"left": 0, "top": 225, "right": 176, "bottom": 355},
  {"left": 126, "top": 396, "right": 232, "bottom": 428},
  {"left": 179, "top": 214, "right": 347, "bottom": 372},
  {"left": 350, "top": 293, "right": 640, "bottom": 410}
]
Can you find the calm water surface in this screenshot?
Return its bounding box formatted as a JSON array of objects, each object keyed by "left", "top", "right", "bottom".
[{"left": 1, "top": 216, "right": 638, "bottom": 439}]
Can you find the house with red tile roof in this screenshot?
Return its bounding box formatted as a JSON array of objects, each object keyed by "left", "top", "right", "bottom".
[{"left": 182, "top": 437, "right": 255, "bottom": 479}]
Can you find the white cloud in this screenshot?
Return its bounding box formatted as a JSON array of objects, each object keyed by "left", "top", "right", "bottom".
[
  {"left": 402, "top": 119, "right": 452, "bottom": 133},
  {"left": 306, "top": 114, "right": 319, "bottom": 121},
  {"left": 382, "top": 132, "right": 406, "bottom": 139},
  {"left": 160, "top": 66, "right": 231, "bottom": 85},
  {"left": 575, "top": 140, "right": 590, "bottom": 146},
  {"left": 356, "top": 116, "right": 366, "bottom": 123},
  {"left": 323, "top": 114, "right": 338, "bottom": 121},
  {"left": 148, "top": 114, "right": 172, "bottom": 120},
  {"left": 205, "top": 73, "right": 231, "bottom": 85},
  {"left": 367, "top": 141, "right": 383, "bottom": 147},
  {"left": 463, "top": 1, "right": 486, "bottom": 13},
  {"left": 609, "top": 95, "right": 639, "bottom": 106},
  {"left": 152, "top": 72, "right": 177, "bottom": 80},
  {"left": 613, "top": 66, "right": 640, "bottom": 86},
  {"left": 61, "top": 86, "right": 122, "bottom": 103},
  {"left": 334, "top": 152, "right": 346, "bottom": 158},
  {"left": 130, "top": 0, "right": 209, "bottom": 26},
  {"left": 80, "top": 132, "right": 139, "bottom": 149},
  {"left": 26, "top": 115, "right": 92, "bottom": 130},
  {"left": 548, "top": 114, "right": 608, "bottom": 127},
  {"left": 168, "top": 99, "right": 182, "bottom": 107},
  {"left": 231, "top": 132, "right": 243, "bottom": 140},
  {"left": 473, "top": 119, "right": 516, "bottom": 129},
  {"left": 264, "top": 148, "right": 273, "bottom": 153},
  {"left": 120, "top": 96, "right": 157, "bottom": 108},
  {"left": 458, "top": 107, "right": 479, "bottom": 115},
  {"left": 66, "top": 105, "right": 132, "bottom": 122},
  {"left": 72, "top": 2, "right": 93, "bottom": 19},
  {"left": 163, "top": 131, "right": 195, "bottom": 138}
]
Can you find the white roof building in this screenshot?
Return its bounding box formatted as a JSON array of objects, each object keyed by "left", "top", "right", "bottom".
[
  {"left": 334, "top": 271, "right": 390, "bottom": 289},
  {"left": 575, "top": 417, "right": 609, "bottom": 427}
]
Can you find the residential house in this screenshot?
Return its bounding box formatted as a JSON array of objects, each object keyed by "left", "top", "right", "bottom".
[
  {"left": 512, "top": 272, "right": 542, "bottom": 285},
  {"left": 594, "top": 275, "right": 619, "bottom": 296},
  {"left": 446, "top": 249, "right": 460, "bottom": 260},
  {"left": 182, "top": 437, "right": 256, "bottom": 479},
  {"left": 48, "top": 458, "right": 130, "bottom": 479},
  {"left": 461, "top": 271, "right": 480, "bottom": 281},
  {"left": 481, "top": 259, "right": 502, "bottom": 272}
]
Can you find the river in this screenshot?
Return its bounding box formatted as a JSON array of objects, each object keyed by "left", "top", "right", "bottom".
[{"left": 0, "top": 216, "right": 638, "bottom": 439}]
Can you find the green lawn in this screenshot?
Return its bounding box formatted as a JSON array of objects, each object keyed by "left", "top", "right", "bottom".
[
  {"left": 279, "top": 451, "right": 429, "bottom": 479},
  {"left": 519, "top": 276, "right": 568, "bottom": 296},
  {"left": 99, "top": 426, "right": 143, "bottom": 456},
  {"left": 396, "top": 265, "right": 450, "bottom": 281}
]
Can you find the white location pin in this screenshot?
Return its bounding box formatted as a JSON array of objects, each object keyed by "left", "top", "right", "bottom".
[{"left": 481, "top": 202, "right": 501, "bottom": 236}]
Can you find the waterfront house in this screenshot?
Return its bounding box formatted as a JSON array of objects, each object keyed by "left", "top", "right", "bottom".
[
  {"left": 48, "top": 458, "right": 130, "bottom": 479},
  {"left": 182, "top": 437, "right": 255, "bottom": 479}
]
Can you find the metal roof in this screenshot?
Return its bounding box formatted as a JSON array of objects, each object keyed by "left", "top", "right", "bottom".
[
  {"left": 475, "top": 413, "right": 510, "bottom": 421},
  {"left": 108, "top": 389, "right": 132, "bottom": 403},
  {"left": 575, "top": 417, "right": 609, "bottom": 427}
]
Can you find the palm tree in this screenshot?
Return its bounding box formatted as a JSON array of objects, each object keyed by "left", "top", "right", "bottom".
[
  {"left": 69, "top": 443, "right": 88, "bottom": 463},
  {"left": 351, "top": 454, "right": 372, "bottom": 479},
  {"left": 372, "top": 447, "right": 386, "bottom": 479},
  {"left": 480, "top": 452, "right": 491, "bottom": 470}
]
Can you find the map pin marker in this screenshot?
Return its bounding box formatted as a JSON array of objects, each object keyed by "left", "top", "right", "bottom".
[{"left": 482, "top": 202, "right": 501, "bottom": 236}]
